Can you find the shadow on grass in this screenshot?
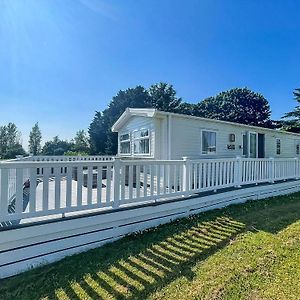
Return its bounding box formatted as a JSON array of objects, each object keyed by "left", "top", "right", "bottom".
[{"left": 1, "top": 193, "right": 300, "bottom": 300}]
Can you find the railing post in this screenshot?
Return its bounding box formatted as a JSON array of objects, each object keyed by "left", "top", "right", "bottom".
[
  {"left": 182, "top": 157, "right": 191, "bottom": 196},
  {"left": 294, "top": 157, "right": 299, "bottom": 180},
  {"left": 113, "top": 158, "right": 121, "bottom": 208},
  {"left": 234, "top": 156, "right": 242, "bottom": 188},
  {"left": 269, "top": 157, "right": 275, "bottom": 183}
]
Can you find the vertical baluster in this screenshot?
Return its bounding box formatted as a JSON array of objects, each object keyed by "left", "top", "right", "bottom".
[
  {"left": 150, "top": 164, "right": 154, "bottom": 196},
  {"left": 156, "top": 164, "right": 160, "bottom": 195},
  {"left": 167, "top": 164, "right": 171, "bottom": 193},
  {"left": 15, "top": 168, "right": 23, "bottom": 214},
  {"left": 136, "top": 165, "right": 141, "bottom": 199},
  {"left": 43, "top": 167, "right": 49, "bottom": 211},
  {"left": 143, "top": 165, "right": 147, "bottom": 197},
  {"left": 231, "top": 161, "right": 235, "bottom": 184},
  {"left": 106, "top": 164, "right": 112, "bottom": 204},
  {"left": 30, "top": 167, "right": 37, "bottom": 212},
  {"left": 128, "top": 165, "right": 133, "bottom": 200},
  {"left": 224, "top": 161, "right": 227, "bottom": 185},
  {"left": 54, "top": 167, "right": 61, "bottom": 210},
  {"left": 66, "top": 166, "right": 72, "bottom": 208},
  {"left": 87, "top": 166, "right": 93, "bottom": 205},
  {"left": 203, "top": 162, "right": 207, "bottom": 189},
  {"left": 120, "top": 165, "right": 126, "bottom": 201},
  {"left": 207, "top": 162, "right": 211, "bottom": 188},
  {"left": 173, "top": 164, "right": 177, "bottom": 192},
  {"left": 179, "top": 163, "right": 183, "bottom": 192},
  {"left": 219, "top": 162, "right": 223, "bottom": 187},
  {"left": 163, "top": 164, "right": 167, "bottom": 195},
  {"left": 97, "top": 165, "right": 103, "bottom": 204},
  {"left": 224, "top": 162, "right": 228, "bottom": 185},
  {"left": 0, "top": 168, "right": 8, "bottom": 217},
  {"left": 198, "top": 163, "right": 201, "bottom": 189},
  {"left": 77, "top": 165, "right": 83, "bottom": 206},
  {"left": 211, "top": 162, "right": 215, "bottom": 188},
  {"left": 193, "top": 163, "right": 197, "bottom": 190}
]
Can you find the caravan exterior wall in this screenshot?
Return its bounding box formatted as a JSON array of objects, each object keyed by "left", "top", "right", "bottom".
[
  {"left": 116, "top": 110, "right": 300, "bottom": 160},
  {"left": 170, "top": 115, "right": 300, "bottom": 159}
]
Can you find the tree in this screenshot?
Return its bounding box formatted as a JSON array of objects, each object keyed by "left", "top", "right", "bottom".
[
  {"left": 281, "top": 88, "right": 300, "bottom": 132},
  {"left": 148, "top": 82, "right": 182, "bottom": 112},
  {"left": 89, "top": 83, "right": 187, "bottom": 155},
  {"left": 72, "top": 130, "right": 90, "bottom": 154},
  {"left": 0, "top": 126, "right": 8, "bottom": 157},
  {"left": 42, "top": 136, "right": 73, "bottom": 156},
  {"left": 194, "top": 88, "right": 272, "bottom": 128},
  {"left": 89, "top": 86, "right": 151, "bottom": 155},
  {"left": 28, "top": 123, "right": 42, "bottom": 155},
  {"left": 0, "top": 123, "right": 26, "bottom": 159}
]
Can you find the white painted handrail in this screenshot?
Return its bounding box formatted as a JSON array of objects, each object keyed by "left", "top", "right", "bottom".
[{"left": 0, "top": 157, "right": 299, "bottom": 225}]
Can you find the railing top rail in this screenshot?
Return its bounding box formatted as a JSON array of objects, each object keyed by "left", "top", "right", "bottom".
[
  {"left": 189, "top": 158, "right": 237, "bottom": 163},
  {"left": 120, "top": 159, "right": 184, "bottom": 165},
  {"left": 0, "top": 160, "right": 115, "bottom": 168}
]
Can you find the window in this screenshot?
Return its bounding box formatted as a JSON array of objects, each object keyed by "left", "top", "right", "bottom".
[
  {"left": 120, "top": 133, "right": 130, "bottom": 154},
  {"left": 276, "top": 138, "right": 281, "bottom": 155},
  {"left": 296, "top": 144, "right": 300, "bottom": 155},
  {"left": 202, "top": 131, "right": 216, "bottom": 154},
  {"left": 133, "top": 129, "right": 150, "bottom": 154},
  {"left": 242, "top": 134, "right": 248, "bottom": 156}
]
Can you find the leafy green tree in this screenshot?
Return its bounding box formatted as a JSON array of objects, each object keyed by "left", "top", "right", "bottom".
[
  {"left": 0, "top": 123, "right": 26, "bottom": 159},
  {"left": 281, "top": 88, "right": 300, "bottom": 132},
  {"left": 0, "top": 126, "right": 8, "bottom": 157},
  {"left": 89, "top": 86, "right": 151, "bottom": 155},
  {"left": 42, "top": 136, "right": 73, "bottom": 156},
  {"left": 72, "top": 130, "right": 90, "bottom": 154},
  {"left": 148, "top": 82, "right": 182, "bottom": 112},
  {"left": 28, "top": 122, "right": 42, "bottom": 155},
  {"left": 89, "top": 83, "right": 187, "bottom": 155},
  {"left": 194, "top": 88, "right": 272, "bottom": 127}
]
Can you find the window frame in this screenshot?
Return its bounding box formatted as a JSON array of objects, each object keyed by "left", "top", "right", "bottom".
[
  {"left": 201, "top": 129, "right": 217, "bottom": 155},
  {"left": 132, "top": 128, "right": 151, "bottom": 156},
  {"left": 119, "top": 131, "right": 131, "bottom": 155},
  {"left": 296, "top": 141, "right": 300, "bottom": 155},
  {"left": 276, "top": 138, "right": 281, "bottom": 156}
]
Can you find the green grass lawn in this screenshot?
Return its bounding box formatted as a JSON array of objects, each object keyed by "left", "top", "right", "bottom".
[{"left": 1, "top": 193, "right": 300, "bottom": 300}]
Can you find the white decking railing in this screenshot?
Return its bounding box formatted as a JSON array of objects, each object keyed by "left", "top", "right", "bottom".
[{"left": 0, "top": 157, "right": 299, "bottom": 225}]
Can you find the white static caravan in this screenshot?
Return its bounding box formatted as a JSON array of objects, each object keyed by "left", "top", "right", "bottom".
[{"left": 112, "top": 108, "right": 300, "bottom": 160}]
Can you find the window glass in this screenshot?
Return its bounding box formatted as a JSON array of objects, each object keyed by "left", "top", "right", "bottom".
[
  {"left": 133, "top": 128, "right": 150, "bottom": 154},
  {"left": 120, "top": 141, "right": 130, "bottom": 154},
  {"left": 202, "top": 131, "right": 216, "bottom": 154},
  {"left": 120, "top": 133, "right": 130, "bottom": 141},
  {"left": 134, "top": 139, "right": 149, "bottom": 154},
  {"left": 120, "top": 133, "right": 130, "bottom": 154},
  {"left": 296, "top": 144, "right": 300, "bottom": 155},
  {"left": 276, "top": 138, "right": 281, "bottom": 155},
  {"left": 249, "top": 133, "right": 257, "bottom": 158}
]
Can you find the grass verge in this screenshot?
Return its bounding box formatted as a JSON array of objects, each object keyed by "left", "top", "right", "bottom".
[{"left": 1, "top": 193, "right": 300, "bottom": 300}]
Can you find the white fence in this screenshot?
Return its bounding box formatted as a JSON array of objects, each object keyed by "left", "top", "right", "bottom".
[{"left": 0, "top": 157, "right": 299, "bottom": 225}]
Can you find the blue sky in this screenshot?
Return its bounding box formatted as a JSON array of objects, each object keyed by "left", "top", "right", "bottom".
[{"left": 0, "top": 0, "right": 299, "bottom": 148}]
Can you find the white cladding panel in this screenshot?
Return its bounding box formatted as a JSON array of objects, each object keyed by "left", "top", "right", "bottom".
[
  {"left": 117, "top": 113, "right": 300, "bottom": 159},
  {"left": 170, "top": 115, "right": 300, "bottom": 159}
]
